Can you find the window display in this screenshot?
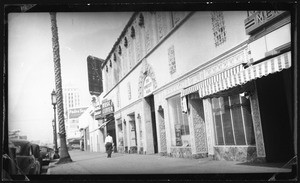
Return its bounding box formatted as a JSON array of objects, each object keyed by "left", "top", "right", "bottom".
[
  {"left": 212, "top": 93, "right": 255, "bottom": 146},
  {"left": 168, "top": 94, "right": 190, "bottom": 146}
]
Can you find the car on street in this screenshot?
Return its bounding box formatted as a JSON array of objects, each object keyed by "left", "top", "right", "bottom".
[
  {"left": 67, "top": 143, "right": 80, "bottom": 150},
  {"left": 2, "top": 140, "right": 18, "bottom": 180},
  {"left": 31, "top": 144, "right": 42, "bottom": 173},
  {"left": 39, "top": 146, "right": 54, "bottom": 165},
  {"left": 10, "top": 139, "right": 41, "bottom": 175}
]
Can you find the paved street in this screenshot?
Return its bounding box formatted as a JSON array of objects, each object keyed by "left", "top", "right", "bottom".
[{"left": 47, "top": 150, "right": 292, "bottom": 175}]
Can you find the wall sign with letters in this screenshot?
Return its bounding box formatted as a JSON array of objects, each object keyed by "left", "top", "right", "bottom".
[
  {"left": 244, "top": 11, "right": 287, "bottom": 35},
  {"left": 102, "top": 99, "right": 114, "bottom": 116},
  {"left": 143, "top": 76, "right": 153, "bottom": 97}
]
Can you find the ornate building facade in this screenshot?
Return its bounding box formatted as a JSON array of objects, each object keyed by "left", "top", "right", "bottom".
[{"left": 100, "top": 11, "right": 294, "bottom": 162}]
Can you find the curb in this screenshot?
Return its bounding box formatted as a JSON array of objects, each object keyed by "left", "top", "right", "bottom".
[{"left": 46, "top": 159, "right": 59, "bottom": 175}]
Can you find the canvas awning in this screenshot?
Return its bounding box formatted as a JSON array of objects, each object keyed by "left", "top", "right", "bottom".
[
  {"left": 98, "top": 119, "right": 114, "bottom": 129},
  {"left": 98, "top": 121, "right": 108, "bottom": 129},
  {"left": 181, "top": 51, "right": 291, "bottom": 98}
]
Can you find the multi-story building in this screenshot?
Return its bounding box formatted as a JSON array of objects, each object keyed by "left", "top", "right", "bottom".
[
  {"left": 63, "top": 86, "right": 81, "bottom": 117},
  {"left": 99, "top": 11, "right": 294, "bottom": 163},
  {"left": 61, "top": 86, "right": 86, "bottom": 145},
  {"left": 67, "top": 107, "right": 88, "bottom": 142}
]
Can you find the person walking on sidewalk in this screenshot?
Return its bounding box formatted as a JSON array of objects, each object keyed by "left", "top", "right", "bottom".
[{"left": 105, "top": 133, "right": 114, "bottom": 158}]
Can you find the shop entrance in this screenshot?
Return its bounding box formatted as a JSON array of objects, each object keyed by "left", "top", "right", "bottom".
[
  {"left": 256, "top": 69, "right": 294, "bottom": 162},
  {"left": 145, "top": 94, "right": 158, "bottom": 153},
  {"left": 107, "top": 120, "right": 117, "bottom": 152}
]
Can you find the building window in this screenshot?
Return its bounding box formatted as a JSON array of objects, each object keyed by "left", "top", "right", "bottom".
[
  {"left": 168, "top": 94, "right": 190, "bottom": 147},
  {"left": 131, "top": 26, "right": 135, "bottom": 38},
  {"left": 211, "top": 11, "right": 227, "bottom": 47},
  {"left": 113, "top": 53, "right": 116, "bottom": 61},
  {"left": 124, "top": 37, "right": 128, "bottom": 48},
  {"left": 211, "top": 93, "right": 255, "bottom": 146},
  {"left": 139, "top": 13, "right": 144, "bottom": 27},
  {"left": 118, "top": 45, "right": 122, "bottom": 55}
]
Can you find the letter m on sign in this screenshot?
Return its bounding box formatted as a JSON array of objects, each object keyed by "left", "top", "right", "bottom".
[{"left": 87, "top": 55, "right": 104, "bottom": 96}]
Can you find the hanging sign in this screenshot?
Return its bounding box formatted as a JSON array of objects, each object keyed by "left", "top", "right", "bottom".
[
  {"left": 143, "top": 76, "right": 153, "bottom": 97},
  {"left": 181, "top": 96, "right": 188, "bottom": 113},
  {"left": 94, "top": 105, "right": 102, "bottom": 120},
  {"left": 87, "top": 55, "right": 104, "bottom": 96},
  {"left": 69, "top": 107, "right": 88, "bottom": 119},
  {"left": 102, "top": 99, "right": 114, "bottom": 116}
]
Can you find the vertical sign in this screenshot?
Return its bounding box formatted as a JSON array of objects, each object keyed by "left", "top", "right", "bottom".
[
  {"left": 102, "top": 99, "right": 114, "bottom": 116},
  {"left": 87, "top": 55, "right": 104, "bottom": 96},
  {"left": 143, "top": 76, "right": 153, "bottom": 97}
]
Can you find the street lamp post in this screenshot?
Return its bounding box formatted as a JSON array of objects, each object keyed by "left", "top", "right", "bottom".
[{"left": 51, "top": 90, "right": 60, "bottom": 159}]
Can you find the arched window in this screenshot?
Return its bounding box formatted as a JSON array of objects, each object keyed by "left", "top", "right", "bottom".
[
  {"left": 131, "top": 26, "right": 135, "bottom": 38},
  {"left": 139, "top": 13, "right": 144, "bottom": 27},
  {"left": 113, "top": 53, "right": 116, "bottom": 61},
  {"left": 124, "top": 37, "right": 128, "bottom": 48},
  {"left": 118, "top": 45, "right": 122, "bottom": 55},
  {"left": 109, "top": 60, "right": 112, "bottom": 67}
]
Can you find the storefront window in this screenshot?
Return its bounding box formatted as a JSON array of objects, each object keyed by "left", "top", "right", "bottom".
[
  {"left": 168, "top": 94, "right": 190, "bottom": 146},
  {"left": 212, "top": 93, "right": 255, "bottom": 146}
]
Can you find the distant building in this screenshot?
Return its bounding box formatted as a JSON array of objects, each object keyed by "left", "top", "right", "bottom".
[
  {"left": 61, "top": 86, "right": 83, "bottom": 145},
  {"left": 78, "top": 104, "right": 106, "bottom": 152},
  {"left": 9, "top": 130, "right": 27, "bottom": 140},
  {"left": 63, "top": 86, "right": 81, "bottom": 118},
  {"left": 19, "top": 136, "right": 28, "bottom": 140},
  {"left": 30, "top": 140, "right": 40, "bottom": 145},
  {"left": 66, "top": 107, "right": 88, "bottom": 145}
]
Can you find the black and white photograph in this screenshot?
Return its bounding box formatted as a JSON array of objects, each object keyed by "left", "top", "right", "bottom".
[{"left": 2, "top": 2, "right": 298, "bottom": 182}]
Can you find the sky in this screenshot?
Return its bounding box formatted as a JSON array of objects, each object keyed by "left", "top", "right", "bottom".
[{"left": 8, "top": 12, "right": 133, "bottom": 144}]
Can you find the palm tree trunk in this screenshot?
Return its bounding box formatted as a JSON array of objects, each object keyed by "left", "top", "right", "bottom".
[{"left": 50, "top": 12, "right": 72, "bottom": 164}]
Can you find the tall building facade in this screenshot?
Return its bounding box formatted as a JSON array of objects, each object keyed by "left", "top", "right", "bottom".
[
  {"left": 61, "top": 87, "right": 82, "bottom": 143},
  {"left": 63, "top": 87, "right": 81, "bottom": 115},
  {"left": 98, "top": 11, "right": 294, "bottom": 163}
]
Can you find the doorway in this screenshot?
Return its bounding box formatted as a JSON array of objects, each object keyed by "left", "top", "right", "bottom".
[
  {"left": 145, "top": 94, "right": 158, "bottom": 153},
  {"left": 256, "top": 69, "right": 294, "bottom": 162},
  {"left": 107, "top": 120, "right": 117, "bottom": 152}
]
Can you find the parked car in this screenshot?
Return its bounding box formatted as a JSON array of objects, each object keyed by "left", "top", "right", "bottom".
[
  {"left": 10, "top": 139, "right": 40, "bottom": 175},
  {"left": 2, "top": 140, "right": 18, "bottom": 180},
  {"left": 31, "top": 144, "right": 42, "bottom": 173},
  {"left": 40, "top": 146, "right": 55, "bottom": 165},
  {"left": 72, "top": 144, "right": 81, "bottom": 149}
]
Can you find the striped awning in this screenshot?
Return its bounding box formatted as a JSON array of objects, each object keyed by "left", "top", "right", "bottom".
[{"left": 181, "top": 51, "right": 291, "bottom": 98}]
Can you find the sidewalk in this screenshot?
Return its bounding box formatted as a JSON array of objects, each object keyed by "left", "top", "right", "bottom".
[{"left": 47, "top": 150, "right": 292, "bottom": 175}]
